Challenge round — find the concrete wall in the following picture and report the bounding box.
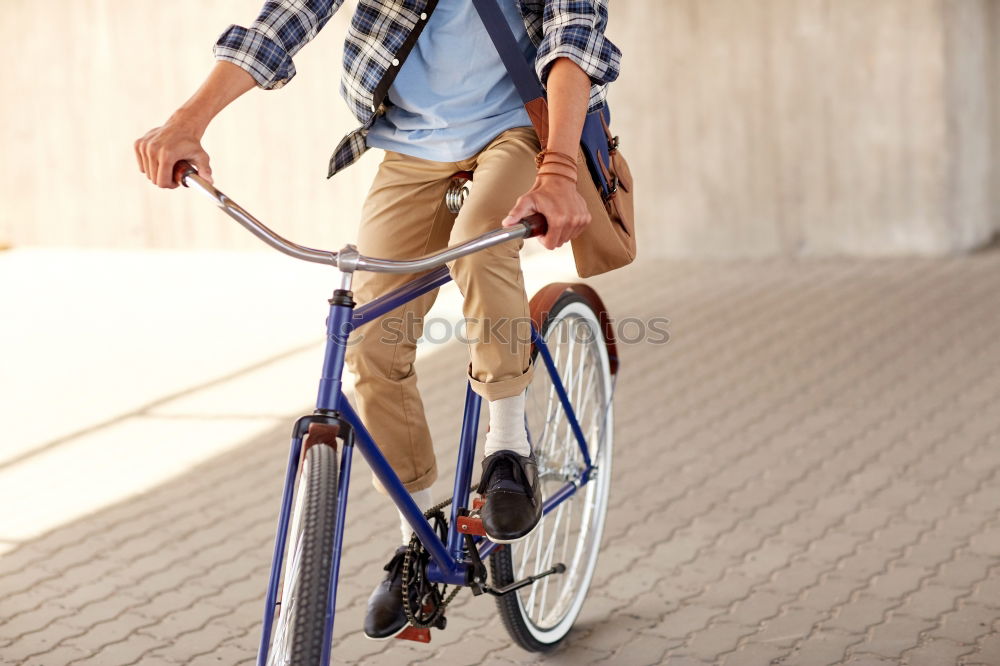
[993,0,1000,238]
[611,0,998,257]
[943,0,995,251]
[0,0,375,252]
[0,0,997,256]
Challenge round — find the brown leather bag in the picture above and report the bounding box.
[569,114,636,278]
[525,97,636,277]
[472,0,637,278]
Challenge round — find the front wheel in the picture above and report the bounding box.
[266,443,339,666]
[491,289,616,651]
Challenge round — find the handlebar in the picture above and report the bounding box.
[173,160,547,274]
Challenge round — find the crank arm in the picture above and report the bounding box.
[484,563,566,597]
[464,533,489,595]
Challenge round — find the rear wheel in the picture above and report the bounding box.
[491,290,615,651]
[267,443,339,666]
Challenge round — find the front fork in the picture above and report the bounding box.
[258,270,358,666]
[256,412,355,666]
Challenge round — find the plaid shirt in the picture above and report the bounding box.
[214,0,621,178]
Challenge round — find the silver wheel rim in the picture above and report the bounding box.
[513,301,614,642]
[267,458,310,666]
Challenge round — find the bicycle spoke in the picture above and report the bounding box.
[525,510,548,615]
[537,500,565,620]
[559,492,574,579]
[516,526,538,580]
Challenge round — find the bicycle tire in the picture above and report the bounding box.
[267,443,339,666]
[491,290,615,651]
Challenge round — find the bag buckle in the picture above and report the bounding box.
[603,175,619,202]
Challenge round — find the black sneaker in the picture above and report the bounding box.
[477,450,543,543]
[363,546,410,640]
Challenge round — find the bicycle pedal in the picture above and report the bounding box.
[472,496,485,510]
[396,626,431,643]
[457,514,486,537]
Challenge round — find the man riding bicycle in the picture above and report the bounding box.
[136,0,620,641]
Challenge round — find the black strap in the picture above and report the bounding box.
[471,0,545,104]
[373,0,442,110]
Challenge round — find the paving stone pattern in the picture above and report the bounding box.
[3,251,1000,665]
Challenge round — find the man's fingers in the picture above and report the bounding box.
[141,143,154,182]
[568,215,590,241]
[539,211,594,248]
[502,195,537,227]
[541,216,570,250]
[154,149,178,189]
[154,151,168,187]
[558,219,585,247]
[558,217,576,247]
[136,132,153,177]
[137,139,148,177]
[134,140,146,173]
[190,153,213,184]
[147,145,160,185]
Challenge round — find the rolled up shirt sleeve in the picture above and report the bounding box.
[534,0,622,90]
[213,0,342,90]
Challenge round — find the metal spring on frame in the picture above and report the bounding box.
[445,174,473,214]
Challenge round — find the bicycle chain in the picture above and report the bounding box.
[400,488,477,630]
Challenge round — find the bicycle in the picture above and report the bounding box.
[173,160,618,664]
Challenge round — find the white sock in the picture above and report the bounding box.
[398,487,434,545]
[484,393,531,458]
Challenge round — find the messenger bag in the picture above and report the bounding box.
[472,0,637,277]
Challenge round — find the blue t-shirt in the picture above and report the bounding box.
[365,0,536,162]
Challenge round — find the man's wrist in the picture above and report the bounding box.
[536,149,578,182]
[170,104,212,138]
[535,171,577,187]
[543,139,579,157]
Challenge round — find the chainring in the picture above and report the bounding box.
[401,508,456,629]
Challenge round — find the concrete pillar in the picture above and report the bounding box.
[609,0,998,257]
[943,0,996,251]
[993,0,1000,238]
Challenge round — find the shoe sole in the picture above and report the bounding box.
[485,516,542,545]
[363,621,409,642]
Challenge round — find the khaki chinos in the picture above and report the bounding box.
[345,125,540,494]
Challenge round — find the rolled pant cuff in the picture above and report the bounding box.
[467,363,535,402]
[372,464,438,495]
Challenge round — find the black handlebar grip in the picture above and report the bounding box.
[173,160,196,187]
[523,213,548,238]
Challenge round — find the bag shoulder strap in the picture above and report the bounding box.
[471,0,550,146]
[471,0,543,102]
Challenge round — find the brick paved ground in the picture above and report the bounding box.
[3,249,1000,665]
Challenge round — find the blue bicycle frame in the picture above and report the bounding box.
[253,266,596,664]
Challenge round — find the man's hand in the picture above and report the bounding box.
[502,173,590,250]
[134,61,256,189]
[504,57,592,250]
[135,113,212,189]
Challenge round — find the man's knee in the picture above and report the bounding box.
[450,238,522,279]
[346,315,422,382]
